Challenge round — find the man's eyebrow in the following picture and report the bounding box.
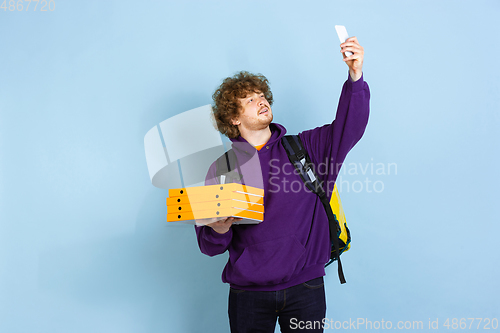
[242,91,263,100]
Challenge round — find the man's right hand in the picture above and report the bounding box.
[207,217,241,234]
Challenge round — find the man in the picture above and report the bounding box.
[195,37,369,332]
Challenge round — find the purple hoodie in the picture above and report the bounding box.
[195,73,370,291]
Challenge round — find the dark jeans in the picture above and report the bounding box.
[228,277,326,333]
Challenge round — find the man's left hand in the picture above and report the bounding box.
[340,36,364,82]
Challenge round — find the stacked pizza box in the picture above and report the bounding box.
[166,183,264,225]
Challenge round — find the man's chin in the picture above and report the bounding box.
[250,115,273,131]
[261,114,273,126]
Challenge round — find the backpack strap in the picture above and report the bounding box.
[215,149,243,184]
[281,135,346,284]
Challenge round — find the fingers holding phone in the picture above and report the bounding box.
[341,36,364,81]
[335,25,364,81]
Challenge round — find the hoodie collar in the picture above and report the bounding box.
[230,123,287,153]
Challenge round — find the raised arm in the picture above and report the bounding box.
[299,36,370,197]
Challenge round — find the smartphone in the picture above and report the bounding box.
[335,25,353,56]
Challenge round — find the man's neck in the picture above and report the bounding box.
[239,126,272,147]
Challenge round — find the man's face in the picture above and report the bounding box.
[234,91,273,133]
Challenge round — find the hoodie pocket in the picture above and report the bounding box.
[228,235,306,286]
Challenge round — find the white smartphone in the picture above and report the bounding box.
[335,25,353,56]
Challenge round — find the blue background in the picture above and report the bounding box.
[1,0,499,332]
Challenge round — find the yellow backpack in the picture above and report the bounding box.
[330,183,351,261]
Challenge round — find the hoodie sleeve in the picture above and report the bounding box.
[194,161,233,257]
[298,72,370,197]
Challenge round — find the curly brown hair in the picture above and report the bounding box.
[212,71,273,138]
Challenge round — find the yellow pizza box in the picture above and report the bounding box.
[168,199,264,214]
[168,183,264,198]
[167,207,263,223]
[167,191,264,205]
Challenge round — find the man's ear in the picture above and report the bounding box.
[231,118,240,126]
